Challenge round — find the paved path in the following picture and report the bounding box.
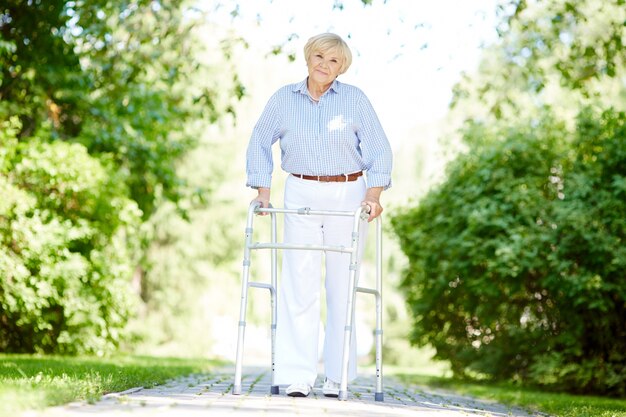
[29,367,547,417]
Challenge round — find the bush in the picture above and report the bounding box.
[391,108,626,396]
[0,127,142,354]
[0,0,240,354]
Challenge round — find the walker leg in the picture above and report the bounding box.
[373,312,384,402]
[374,216,384,402]
[338,390,348,401]
[233,317,246,394]
[233,263,249,395]
[233,209,257,395]
[270,213,278,395]
[338,209,365,401]
[374,216,385,401]
[233,265,250,395]
[338,273,358,401]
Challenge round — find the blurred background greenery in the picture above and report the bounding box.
[1,0,624,398]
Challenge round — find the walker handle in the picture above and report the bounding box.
[249,200,262,214]
[360,204,371,221]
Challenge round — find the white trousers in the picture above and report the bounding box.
[274,174,367,386]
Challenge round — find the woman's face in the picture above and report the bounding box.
[307,48,342,86]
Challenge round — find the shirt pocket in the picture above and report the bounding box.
[327,115,358,150]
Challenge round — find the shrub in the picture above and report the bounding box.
[0,131,142,354]
[391,108,626,396]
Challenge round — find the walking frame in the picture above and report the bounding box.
[232,201,384,402]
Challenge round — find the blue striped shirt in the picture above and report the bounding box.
[246,78,393,189]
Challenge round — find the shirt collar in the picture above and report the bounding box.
[293,78,341,96]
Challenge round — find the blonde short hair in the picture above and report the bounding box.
[303,33,352,75]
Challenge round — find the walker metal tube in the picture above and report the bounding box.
[233,201,260,395]
[338,206,368,401]
[250,242,354,253]
[374,215,384,401]
[256,207,355,217]
[270,209,279,394]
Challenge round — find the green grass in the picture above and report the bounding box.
[0,354,223,416]
[391,370,626,417]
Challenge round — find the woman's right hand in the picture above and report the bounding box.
[252,187,271,215]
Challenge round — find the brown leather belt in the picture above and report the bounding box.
[292,171,363,182]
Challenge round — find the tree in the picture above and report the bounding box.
[392,0,626,395]
[392,108,626,395]
[450,0,626,122]
[0,0,242,353]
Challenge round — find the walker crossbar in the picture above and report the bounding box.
[232,201,384,402]
[250,242,354,253]
[256,207,357,217]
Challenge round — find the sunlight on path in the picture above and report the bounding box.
[29,367,547,417]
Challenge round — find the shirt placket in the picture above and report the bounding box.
[315,98,323,173]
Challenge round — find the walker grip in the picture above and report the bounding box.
[360,204,371,221]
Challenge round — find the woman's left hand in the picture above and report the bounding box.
[362,186,384,222]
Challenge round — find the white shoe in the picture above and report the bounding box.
[322,377,340,397]
[286,382,311,397]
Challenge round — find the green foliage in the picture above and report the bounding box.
[401,0,626,396]
[497,0,626,89]
[68,0,205,217]
[391,108,626,395]
[0,123,142,354]
[451,0,626,122]
[0,0,82,136]
[0,1,242,353]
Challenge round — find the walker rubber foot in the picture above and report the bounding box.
[338,390,348,401]
[233,385,242,395]
[271,385,279,395]
[375,392,384,402]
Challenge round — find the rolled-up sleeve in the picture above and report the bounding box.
[357,93,393,189]
[246,94,281,189]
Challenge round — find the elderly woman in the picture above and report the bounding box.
[246,33,392,397]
